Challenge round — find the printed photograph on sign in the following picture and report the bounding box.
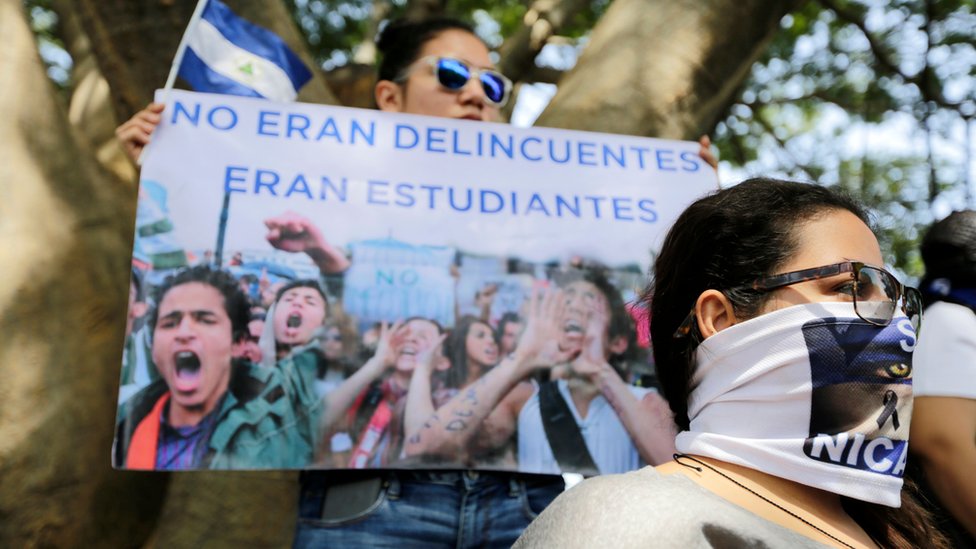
[113,90,717,472]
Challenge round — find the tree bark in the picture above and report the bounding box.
[327,63,378,109]
[535,0,800,138]
[51,0,136,183]
[497,0,591,84]
[148,472,298,547]
[66,2,315,544]
[0,1,166,546]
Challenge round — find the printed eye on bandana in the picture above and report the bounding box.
[801,316,915,478]
[675,301,916,508]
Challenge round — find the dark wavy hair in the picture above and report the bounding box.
[376,16,479,82]
[643,177,947,549]
[495,312,522,348]
[149,265,250,338]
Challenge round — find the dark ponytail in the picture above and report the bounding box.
[842,478,950,549]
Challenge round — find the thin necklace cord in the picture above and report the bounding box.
[672,453,858,549]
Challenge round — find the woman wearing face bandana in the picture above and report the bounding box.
[515,178,947,549]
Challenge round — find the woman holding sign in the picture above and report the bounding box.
[117,15,718,549]
[514,179,945,548]
[293,19,571,547]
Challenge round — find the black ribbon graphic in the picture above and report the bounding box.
[876,389,899,430]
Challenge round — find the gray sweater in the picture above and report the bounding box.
[514,466,832,548]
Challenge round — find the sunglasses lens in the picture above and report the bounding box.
[436,58,470,90]
[854,266,898,325]
[905,287,923,332]
[479,72,507,105]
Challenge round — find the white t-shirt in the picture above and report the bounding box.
[517,379,651,475]
[313,368,346,398]
[913,301,976,398]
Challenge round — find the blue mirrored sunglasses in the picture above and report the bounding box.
[399,56,513,107]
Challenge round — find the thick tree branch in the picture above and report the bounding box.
[353,0,393,65]
[522,65,564,84]
[497,0,590,84]
[537,0,802,139]
[50,0,136,183]
[326,63,377,109]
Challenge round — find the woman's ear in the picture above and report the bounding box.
[375,80,404,112]
[695,290,738,339]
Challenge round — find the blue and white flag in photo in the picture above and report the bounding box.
[177,0,312,102]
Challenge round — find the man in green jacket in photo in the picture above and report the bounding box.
[114,265,321,470]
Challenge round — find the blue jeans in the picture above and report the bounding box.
[293,471,565,548]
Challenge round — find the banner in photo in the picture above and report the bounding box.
[113,90,716,472]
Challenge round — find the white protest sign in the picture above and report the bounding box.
[141,90,717,275]
[343,239,456,326]
[116,89,718,472]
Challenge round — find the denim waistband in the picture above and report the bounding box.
[395,469,564,486]
[300,469,565,491]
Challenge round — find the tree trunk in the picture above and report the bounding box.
[148,472,298,547]
[497,0,591,84]
[67,2,315,545]
[535,0,800,138]
[0,1,166,546]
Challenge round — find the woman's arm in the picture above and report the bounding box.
[585,363,677,465]
[402,334,447,446]
[909,395,976,538]
[318,321,403,434]
[569,292,676,465]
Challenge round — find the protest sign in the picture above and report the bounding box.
[114,90,716,472]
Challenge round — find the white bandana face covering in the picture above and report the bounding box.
[675,301,916,508]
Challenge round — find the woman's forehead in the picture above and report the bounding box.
[783,209,883,271]
[406,318,438,334]
[418,29,493,68]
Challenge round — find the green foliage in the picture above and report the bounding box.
[713,0,975,278]
[284,0,375,68]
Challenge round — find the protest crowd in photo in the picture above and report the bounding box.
[115,207,674,474]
